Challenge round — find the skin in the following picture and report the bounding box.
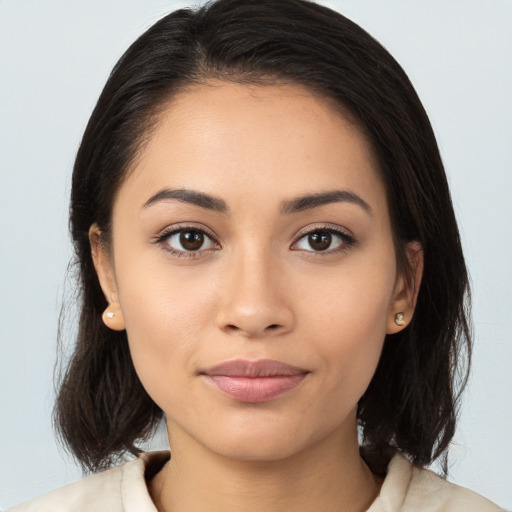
[91,81,422,512]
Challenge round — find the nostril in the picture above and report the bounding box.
[220,322,286,337]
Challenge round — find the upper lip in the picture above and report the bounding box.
[202,359,309,377]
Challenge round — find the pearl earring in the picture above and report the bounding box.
[102,306,125,331]
[394,312,405,326]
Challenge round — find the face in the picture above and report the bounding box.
[92,82,417,462]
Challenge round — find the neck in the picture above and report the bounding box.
[151,420,381,512]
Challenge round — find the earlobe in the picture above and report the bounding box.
[387,241,424,334]
[89,224,126,331]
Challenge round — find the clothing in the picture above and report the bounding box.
[9,451,504,512]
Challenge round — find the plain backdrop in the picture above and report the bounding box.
[1,0,511,509]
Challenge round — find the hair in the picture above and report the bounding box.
[54,0,471,475]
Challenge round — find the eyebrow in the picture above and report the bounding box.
[280,190,372,216]
[142,188,228,213]
[142,187,372,216]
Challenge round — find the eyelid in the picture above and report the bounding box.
[155,222,219,242]
[291,223,356,252]
[153,223,221,257]
[292,223,354,242]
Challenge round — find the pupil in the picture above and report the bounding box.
[180,231,204,250]
[309,232,331,251]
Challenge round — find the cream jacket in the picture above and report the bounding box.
[9,451,505,511]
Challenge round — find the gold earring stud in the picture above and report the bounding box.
[394,312,405,326]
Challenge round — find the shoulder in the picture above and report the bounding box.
[8,451,170,512]
[370,453,506,512]
[8,464,125,512]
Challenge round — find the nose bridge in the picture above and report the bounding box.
[216,240,293,337]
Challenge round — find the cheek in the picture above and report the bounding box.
[114,261,218,406]
[303,258,396,396]
[305,254,395,334]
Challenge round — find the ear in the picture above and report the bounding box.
[386,241,424,334]
[89,223,126,331]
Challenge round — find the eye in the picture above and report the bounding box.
[158,227,217,254]
[293,228,354,252]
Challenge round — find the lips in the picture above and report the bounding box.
[201,359,309,403]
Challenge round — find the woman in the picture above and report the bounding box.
[8,0,506,510]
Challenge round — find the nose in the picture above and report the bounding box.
[215,247,295,339]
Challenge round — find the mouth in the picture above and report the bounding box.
[200,359,310,403]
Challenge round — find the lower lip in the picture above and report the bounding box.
[204,374,308,403]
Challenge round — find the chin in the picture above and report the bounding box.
[197,417,334,464]
[213,437,307,463]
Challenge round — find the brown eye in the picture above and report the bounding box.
[294,228,352,253]
[307,231,332,251]
[164,229,215,253]
[180,230,205,250]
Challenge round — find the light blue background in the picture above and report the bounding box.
[1,0,511,509]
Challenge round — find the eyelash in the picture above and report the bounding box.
[153,224,356,259]
[153,224,219,259]
[292,224,356,256]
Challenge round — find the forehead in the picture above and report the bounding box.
[118,81,386,213]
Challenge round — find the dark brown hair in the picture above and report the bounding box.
[54,0,471,474]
